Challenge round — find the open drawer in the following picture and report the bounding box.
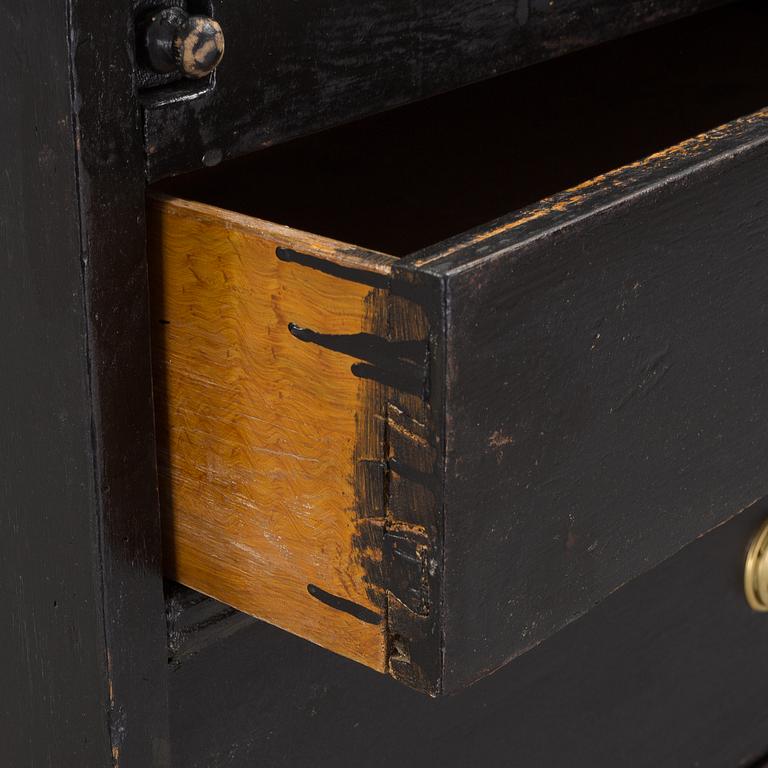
[149,0,768,695]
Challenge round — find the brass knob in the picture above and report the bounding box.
[744,519,768,611]
[143,8,225,80]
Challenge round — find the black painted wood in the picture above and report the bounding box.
[143,0,728,180]
[1,4,114,764]
[1,1,170,765]
[69,0,172,762]
[408,106,768,691]
[168,499,768,767]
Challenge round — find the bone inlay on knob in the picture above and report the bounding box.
[144,8,225,79]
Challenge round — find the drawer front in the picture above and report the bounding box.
[149,1,768,695]
[415,109,768,691]
[141,0,726,180]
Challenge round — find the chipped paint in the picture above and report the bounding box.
[415,108,768,269]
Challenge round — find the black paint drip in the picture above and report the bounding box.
[288,323,427,397]
[277,247,390,289]
[306,583,381,625]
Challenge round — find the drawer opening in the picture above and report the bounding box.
[155,0,768,257]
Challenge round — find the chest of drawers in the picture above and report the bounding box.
[4,0,768,764]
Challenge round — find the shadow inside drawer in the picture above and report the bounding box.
[156,0,768,256]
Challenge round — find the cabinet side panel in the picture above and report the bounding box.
[0,4,113,764]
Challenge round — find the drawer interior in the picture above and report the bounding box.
[156,0,768,256]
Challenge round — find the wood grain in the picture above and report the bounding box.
[148,196,397,670]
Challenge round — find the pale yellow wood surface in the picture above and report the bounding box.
[148,195,397,670]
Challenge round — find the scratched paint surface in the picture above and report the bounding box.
[148,196,396,670]
[414,108,768,271]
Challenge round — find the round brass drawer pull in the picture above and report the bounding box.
[745,519,768,611]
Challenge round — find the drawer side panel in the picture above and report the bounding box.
[149,197,396,670]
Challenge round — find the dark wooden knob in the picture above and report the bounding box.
[144,8,225,80]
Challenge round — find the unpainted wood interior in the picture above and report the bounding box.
[155,0,768,256]
[149,199,394,670]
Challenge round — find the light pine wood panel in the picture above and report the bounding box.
[148,195,397,670]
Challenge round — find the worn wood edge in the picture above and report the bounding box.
[376,272,446,695]
[408,107,768,275]
[148,193,398,270]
